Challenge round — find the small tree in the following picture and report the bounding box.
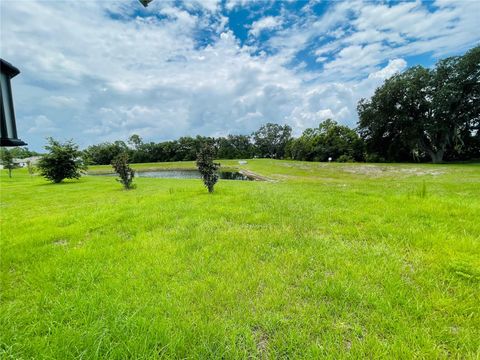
[112,152,135,190]
[37,138,86,183]
[196,144,219,193]
[0,148,16,178]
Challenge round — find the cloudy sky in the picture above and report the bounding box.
[1,0,479,151]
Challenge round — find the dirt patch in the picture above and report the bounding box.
[344,339,352,351]
[239,170,273,182]
[279,162,328,170]
[53,239,68,246]
[342,165,445,177]
[398,168,444,176]
[252,326,269,357]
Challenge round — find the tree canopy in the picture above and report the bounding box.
[37,138,86,183]
[252,123,292,159]
[196,143,219,193]
[5,147,40,159]
[287,119,364,162]
[357,46,480,163]
[82,125,289,164]
[84,141,128,165]
[0,148,16,178]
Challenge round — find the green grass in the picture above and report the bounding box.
[1,159,479,359]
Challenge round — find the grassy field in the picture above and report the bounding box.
[1,159,479,359]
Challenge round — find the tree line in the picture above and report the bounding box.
[82,46,479,165]
[81,121,368,165]
[82,123,294,165]
[3,45,478,166]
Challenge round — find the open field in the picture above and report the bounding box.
[1,160,479,358]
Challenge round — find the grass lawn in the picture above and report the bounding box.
[1,159,479,358]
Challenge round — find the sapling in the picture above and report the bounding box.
[112,152,135,190]
[196,144,219,193]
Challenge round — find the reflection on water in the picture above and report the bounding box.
[136,170,200,179]
[217,171,252,181]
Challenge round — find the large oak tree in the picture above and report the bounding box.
[358,46,480,163]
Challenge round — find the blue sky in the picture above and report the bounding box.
[1,0,479,151]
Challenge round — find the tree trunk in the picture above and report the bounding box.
[8,168,12,178]
[429,149,445,163]
[421,133,448,164]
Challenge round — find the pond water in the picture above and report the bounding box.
[94,170,253,181]
[137,170,253,181]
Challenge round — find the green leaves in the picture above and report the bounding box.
[287,119,364,162]
[112,152,135,190]
[37,138,86,183]
[357,45,480,163]
[0,148,15,178]
[252,123,292,159]
[196,144,219,193]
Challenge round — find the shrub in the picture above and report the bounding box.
[112,152,135,190]
[37,138,86,183]
[196,144,219,193]
[365,153,386,163]
[337,154,355,163]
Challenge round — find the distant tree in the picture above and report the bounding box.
[0,148,16,178]
[196,144,219,193]
[8,147,40,159]
[358,45,480,163]
[37,138,86,183]
[157,140,180,162]
[287,119,364,162]
[83,141,128,165]
[336,154,355,162]
[252,123,292,158]
[174,136,216,161]
[128,134,143,150]
[217,135,254,159]
[286,127,317,161]
[112,152,135,190]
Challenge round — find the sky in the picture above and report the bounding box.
[1,0,479,151]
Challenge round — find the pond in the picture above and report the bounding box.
[94,170,254,181]
[138,170,253,180]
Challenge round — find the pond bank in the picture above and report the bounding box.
[88,168,266,181]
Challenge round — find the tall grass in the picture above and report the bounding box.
[1,160,479,358]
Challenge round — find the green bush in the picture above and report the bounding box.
[37,138,86,183]
[337,154,355,163]
[196,144,219,193]
[112,152,135,190]
[365,153,386,163]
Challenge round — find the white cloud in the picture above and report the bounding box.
[0,0,478,151]
[225,0,270,11]
[184,0,220,13]
[27,115,59,135]
[275,0,479,79]
[46,96,78,108]
[369,59,407,79]
[249,16,283,37]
